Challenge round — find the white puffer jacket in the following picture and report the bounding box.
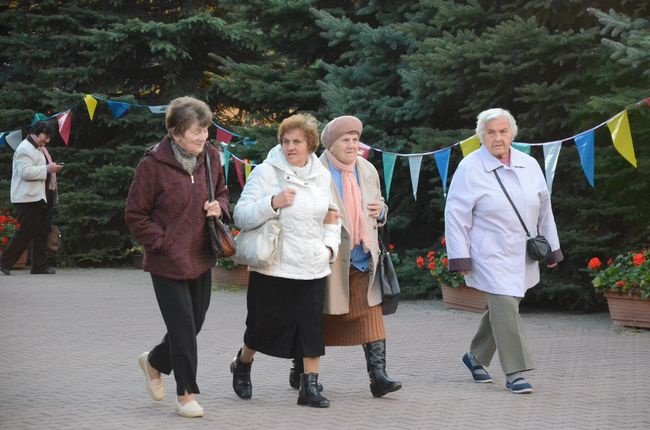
[234,145,341,280]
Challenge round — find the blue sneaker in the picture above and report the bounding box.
[461,353,492,383]
[506,377,533,394]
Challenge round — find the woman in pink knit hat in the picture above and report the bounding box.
[288,115,402,398]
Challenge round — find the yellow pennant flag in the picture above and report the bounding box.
[460,135,480,157]
[244,160,252,180]
[84,95,97,121]
[607,110,637,168]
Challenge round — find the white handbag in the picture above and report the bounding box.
[233,168,286,268]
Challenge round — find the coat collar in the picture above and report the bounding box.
[478,144,526,172]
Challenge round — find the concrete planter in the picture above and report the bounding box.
[212,264,249,288]
[441,284,487,313]
[604,292,650,329]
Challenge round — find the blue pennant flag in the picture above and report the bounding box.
[107,100,131,119]
[574,130,595,188]
[433,148,451,197]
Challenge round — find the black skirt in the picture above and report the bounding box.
[244,271,326,359]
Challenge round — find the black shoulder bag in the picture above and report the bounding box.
[493,170,551,262]
[204,148,236,258]
[377,227,400,315]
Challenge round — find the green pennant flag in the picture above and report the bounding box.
[382,152,397,202]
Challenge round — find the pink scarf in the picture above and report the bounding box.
[325,150,370,251]
[40,146,57,191]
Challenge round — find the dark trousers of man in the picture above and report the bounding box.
[148,270,212,396]
[1,199,51,272]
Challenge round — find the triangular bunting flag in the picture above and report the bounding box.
[147,105,167,114]
[358,142,370,160]
[607,110,637,168]
[407,155,423,201]
[512,142,531,155]
[6,130,22,150]
[216,128,233,144]
[244,160,252,180]
[223,147,231,185]
[574,130,595,188]
[243,137,256,146]
[107,100,131,119]
[0,133,6,149]
[233,157,245,188]
[542,141,562,194]
[84,95,97,120]
[57,111,72,146]
[32,113,47,124]
[382,152,397,202]
[460,135,480,157]
[433,148,451,197]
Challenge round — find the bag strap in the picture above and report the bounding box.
[493,169,533,238]
[377,226,390,254]
[204,146,216,202]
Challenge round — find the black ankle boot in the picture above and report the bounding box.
[290,358,324,391]
[230,349,252,399]
[297,373,329,408]
[363,340,402,397]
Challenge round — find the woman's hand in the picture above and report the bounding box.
[204,200,222,217]
[546,262,558,269]
[324,209,341,225]
[271,189,296,210]
[367,200,383,219]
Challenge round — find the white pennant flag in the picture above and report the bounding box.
[407,155,423,201]
[543,141,562,194]
[6,130,22,150]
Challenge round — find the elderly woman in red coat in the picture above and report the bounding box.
[125,96,229,418]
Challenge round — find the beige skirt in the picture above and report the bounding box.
[323,268,386,346]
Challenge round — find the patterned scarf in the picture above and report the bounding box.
[169,138,198,175]
[325,150,370,251]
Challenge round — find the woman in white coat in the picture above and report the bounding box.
[444,108,563,394]
[230,113,341,408]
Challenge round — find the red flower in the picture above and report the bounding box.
[587,257,602,270]
[416,256,425,268]
[0,216,7,223]
[389,243,395,251]
[615,280,626,287]
[442,257,448,266]
[1,237,8,244]
[632,253,645,267]
[231,229,240,237]
[427,251,435,261]
[440,237,446,246]
[427,261,435,270]
[606,258,613,266]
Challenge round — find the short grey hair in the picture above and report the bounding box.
[475,108,518,144]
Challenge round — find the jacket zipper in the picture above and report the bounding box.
[190,174,194,184]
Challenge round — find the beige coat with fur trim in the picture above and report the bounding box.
[320,154,387,315]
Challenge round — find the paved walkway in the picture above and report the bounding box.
[1,268,649,429]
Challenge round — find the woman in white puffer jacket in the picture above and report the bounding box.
[229,113,341,408]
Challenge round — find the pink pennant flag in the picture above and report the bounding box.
[358,142,370,159]
[57,110,72,145]
[216,129,233,144]
[233,157,245,188]
[645,97,650,108]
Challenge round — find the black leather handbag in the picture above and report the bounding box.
[378,229,400,315]
[204,147,236,258]
[493,170,551,262]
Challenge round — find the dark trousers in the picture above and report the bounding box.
[148,270,212,395]
[1,199,52,271]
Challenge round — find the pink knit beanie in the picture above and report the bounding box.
[320,116,363,149]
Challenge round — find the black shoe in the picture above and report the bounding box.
[0,267,10,276]
[230,349,252,399]
[363,340,402,397]
[290,358,323,391]
[31,267,56,275]
[297,373,329,408]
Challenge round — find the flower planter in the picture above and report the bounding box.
[212,264,249,288]
[131,254,144,269]
[13,250,29,269]
[604,292,650,329]
[441,284,487,313]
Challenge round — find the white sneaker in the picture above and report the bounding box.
[175,399,204,418]
[138,352,164,401]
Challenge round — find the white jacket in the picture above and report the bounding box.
[234,145,341,280]
[445,145,562,297]
[10,139,49,203]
